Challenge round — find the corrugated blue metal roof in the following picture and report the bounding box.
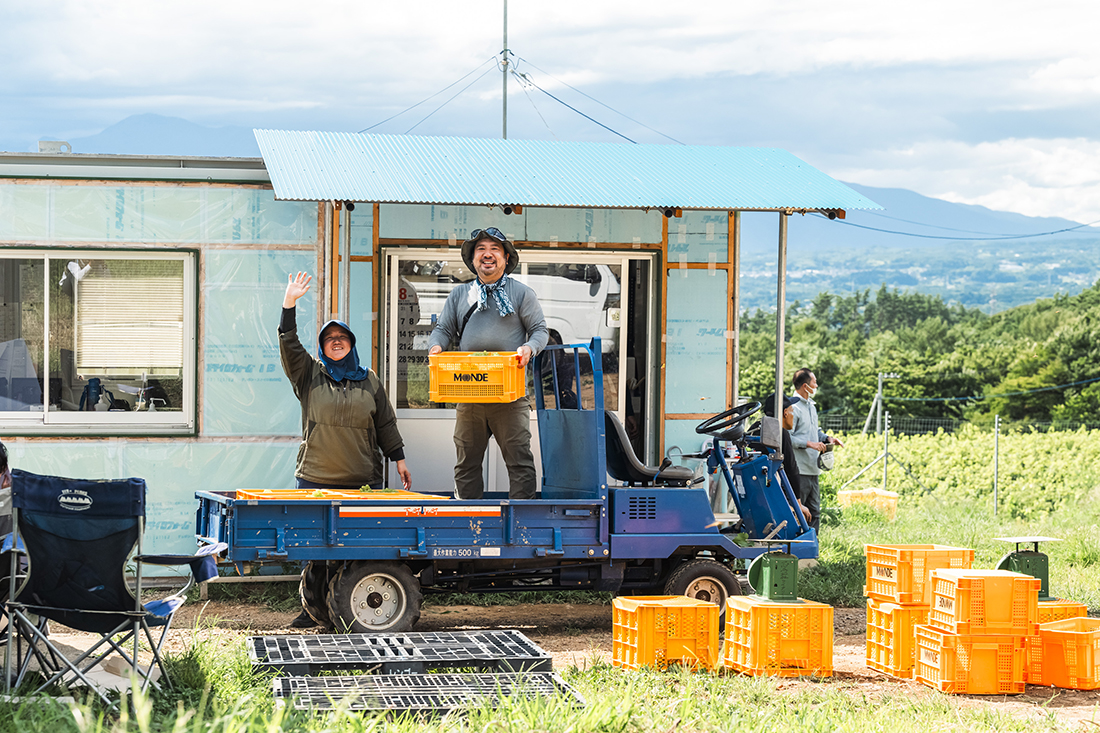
[254,130,879,211]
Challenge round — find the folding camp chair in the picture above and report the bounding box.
[2,469,225,705]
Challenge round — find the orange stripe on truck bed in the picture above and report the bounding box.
[338,506,502,518]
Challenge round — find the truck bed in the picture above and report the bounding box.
[195,490,609,563]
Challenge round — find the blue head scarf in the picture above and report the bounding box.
[317,320,370,382]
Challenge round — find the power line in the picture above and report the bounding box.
[513,71,558,140]
[888,375,1100,403]
[510,70,637,144]
[357,57,497,134]
[812,212,1100,241]
[405,64,498,134]
[516,57,685,145]
[863,210,1033,236]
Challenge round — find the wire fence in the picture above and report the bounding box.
[822,415,1100,435]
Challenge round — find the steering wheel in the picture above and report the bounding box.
[695,401,763,440]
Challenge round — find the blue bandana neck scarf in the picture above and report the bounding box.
[476,275,515,317]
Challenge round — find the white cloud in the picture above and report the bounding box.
[3,0,1100,222]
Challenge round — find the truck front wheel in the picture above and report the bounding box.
[664,559,742,620]
[327,561,422,633]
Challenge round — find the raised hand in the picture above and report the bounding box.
[284,272,312,308]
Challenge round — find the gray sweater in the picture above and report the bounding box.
[428,278,549,355]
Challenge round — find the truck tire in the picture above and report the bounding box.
[327,561,422,633]
[664,559,741,620]
[299,561,332,628]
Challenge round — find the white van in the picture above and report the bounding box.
[409,262,620,351]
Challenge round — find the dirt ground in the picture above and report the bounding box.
[152,601,1100,728]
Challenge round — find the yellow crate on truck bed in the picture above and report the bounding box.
[429,351,525,404]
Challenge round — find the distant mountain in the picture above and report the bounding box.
[68,114,260,158]
[740,182,1093,256]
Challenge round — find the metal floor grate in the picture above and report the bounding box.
[273,671,584,712]
[249,629,553,675]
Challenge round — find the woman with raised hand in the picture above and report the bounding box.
[279,272,411,492]
[279,272,411,628]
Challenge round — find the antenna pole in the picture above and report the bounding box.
[502,0,508,139]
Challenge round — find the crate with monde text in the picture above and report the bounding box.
[864,544,974,606]
[914,625,1027,695]
[723,595,833,677]
[429,351,525,404]
[1027,617,1100,690]
[866,598,929,679]
[612,596,719,671]
[928,569,1040,636]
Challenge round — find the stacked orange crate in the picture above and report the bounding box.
[723,595,833,677]
[914,569,1039,694]
[864,544,974,679]
[1028,617,1100,690]
[612,596,719,670]
[1027,599,1089,682]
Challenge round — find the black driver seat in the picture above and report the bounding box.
[605,411,695,486]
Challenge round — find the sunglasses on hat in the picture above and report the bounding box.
[468,227,507,243]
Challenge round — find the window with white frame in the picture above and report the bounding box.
[0,250,195,433]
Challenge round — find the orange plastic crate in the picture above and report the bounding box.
[722,595,833,677]
[866,598,929,679]
[864,544,974,606]
[429,351,525,403]
[612,596,719,670]
[1038,598,1089,624]
[1028,618,1100,690]
[928,569,1040,636]
[914,625,1026,695]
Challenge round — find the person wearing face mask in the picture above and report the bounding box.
[760,393,813,526]
[428,227,548,500]
[788,369,843,532]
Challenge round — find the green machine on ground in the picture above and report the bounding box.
[746,539,815,602]
[995,535,1061,600]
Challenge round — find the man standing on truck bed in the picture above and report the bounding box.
[428,227,549,499]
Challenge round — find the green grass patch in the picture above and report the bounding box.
[15,653,1086,732]
[800,491,1100,611]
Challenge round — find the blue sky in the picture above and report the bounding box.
[2,0,1098,223]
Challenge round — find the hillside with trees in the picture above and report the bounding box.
[739,279,1100,425]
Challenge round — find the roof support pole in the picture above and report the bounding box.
[329,200,342,319]
[340,205,351,322]
[730,210,741,406]
[774,211,789,418]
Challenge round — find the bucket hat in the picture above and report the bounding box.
[461,227,519,276]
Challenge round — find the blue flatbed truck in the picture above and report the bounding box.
[195,340,817,632]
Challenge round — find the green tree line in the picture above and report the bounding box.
[738,279,1100,424]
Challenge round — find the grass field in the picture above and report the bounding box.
[4,429,1098,731]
